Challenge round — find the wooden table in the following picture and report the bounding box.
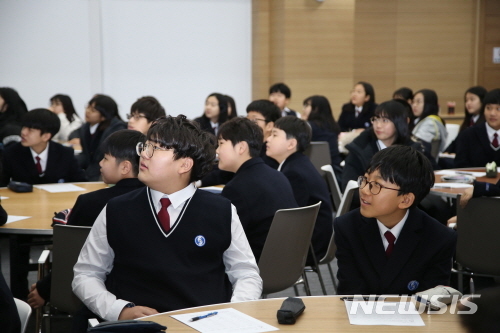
[432,168,500,198]
[0,182,107,235]
[140,296,467,332]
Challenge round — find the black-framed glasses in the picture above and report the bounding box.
[248,117,266,123]
[370,116,392,125]
[127,113,149,121]
[357,176,400,195]
[136,142,169,158]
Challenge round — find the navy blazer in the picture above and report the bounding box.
[0,141,87,186]
[281,152,333,264]
[334,207,457,295]
[454,123,500,168]
[221,158,297,261]
[338,103,377,132]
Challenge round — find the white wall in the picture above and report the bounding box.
[0,0,251,120]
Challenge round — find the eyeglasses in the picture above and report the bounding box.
[136,142,169,158]
[357,176,400,195]
[127,113,149,121]
[249,117,266,123]
[370,116,392,125]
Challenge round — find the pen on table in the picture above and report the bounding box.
[340,296,380,301]
[433,185,453,189]
[455,171,473,175]
[190,311,218,322]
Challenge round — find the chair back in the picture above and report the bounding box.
[456,196,500,275]
[50,225,92,314]
[14,298,32,333]
[336,180,359,217]
[304,142,331,176]
[258,202,321,295]
[445,123,460,148]
[321,164,342,211]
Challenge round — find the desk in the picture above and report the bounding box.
[432,168,500,198]
[141,296,466,332]
[0,182,107,235]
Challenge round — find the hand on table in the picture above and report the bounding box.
[118,306,159,320]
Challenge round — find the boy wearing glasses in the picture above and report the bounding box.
[127,96,166,135]
[334,145,456,295]
[265,116,333,265]
[72,115,262,330]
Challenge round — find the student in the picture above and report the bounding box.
[127,96,166,135]
[411,89,447,160]
[0,108,87,186]
[75,94,127,181]
[454,88,500,168]
[302,95,343,171]
[266,116,333,264]
[49,94,83,142]
[269,83,299,117]
[225,94,238,119]
[72,115,262,329]
[246,99,281,168]
[338,81,377,132]
[0,87,28,148]
[393,87,413,105]
[194,93,228,135]
[217,117,297,261]
[445,86,487,154]
[341,100,424,191]
[28,129,146,309]
[334,145,457,295]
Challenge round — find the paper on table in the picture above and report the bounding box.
[33,184,86,193]
[171,308,279,333]
[435,170,486,177]
[1,196,8,200]
[344,301,425,326]
[433,183,473,189]
[5,215,31,224]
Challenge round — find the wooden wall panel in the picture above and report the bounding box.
[478,0,500,90]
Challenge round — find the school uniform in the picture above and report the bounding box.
[308,122,342,169]
[221,157,298,261]
[260,144,279,169]
[334,207,457,295]
[76,118,127,181]
[454,123,500,168]
[0,141,87,186]
[72,184,261,324]
[338,103,377,132]
[279,152,333,264]
[282,108,299,118]
[194,116,219,135]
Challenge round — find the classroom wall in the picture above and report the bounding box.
[0,0,252,121]
[253,0,482,119]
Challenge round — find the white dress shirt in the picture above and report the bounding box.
[30,142,49,173]
[485,123,500,150]
[72,183,262,321]
[376,210,409,251]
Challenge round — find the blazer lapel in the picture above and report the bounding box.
[381,209,423,290]
[358,215,386,277]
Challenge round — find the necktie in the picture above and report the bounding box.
[493,133,499,149]
[469,118,474,127]
[384,231,396,257]
[35,156,43,175]
[158,198,172,232]
[355,107,361,118]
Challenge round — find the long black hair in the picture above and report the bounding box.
[50,94,79,123]
[303,95,341,134]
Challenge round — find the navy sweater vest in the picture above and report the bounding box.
[105,187,232,312]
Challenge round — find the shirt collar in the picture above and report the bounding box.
[30,142,49,161]
[376,209,409,243]
[376,139,388,150]
[89,123,99,134]
[355,106,363,112]
[485,122,500,140]
[277,158,287,171]
[472,114,480,123]
[150,183,196,210]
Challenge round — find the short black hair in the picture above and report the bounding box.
[147,115,216,182]
[21,108,61,139]
[100,129,146,177]
[88,94,123,132]
[366,145,434,207]
[483,88,500,106]
[393,87,413,101]
[130,96,166,122]
[273,116,312,153]
[246,99,281,123]
[218,117,263,158]
[374,100,410,145]
[269,83,291,99]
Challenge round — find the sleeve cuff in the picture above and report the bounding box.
[107,299,131,321]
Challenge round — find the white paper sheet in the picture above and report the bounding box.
[344,301,425,326]
[5,215,31,224]
[33,184,86,193]
[171,308,279,333]
[433,183,473,189]
[1,196,8,200]
[435,170,486,177]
